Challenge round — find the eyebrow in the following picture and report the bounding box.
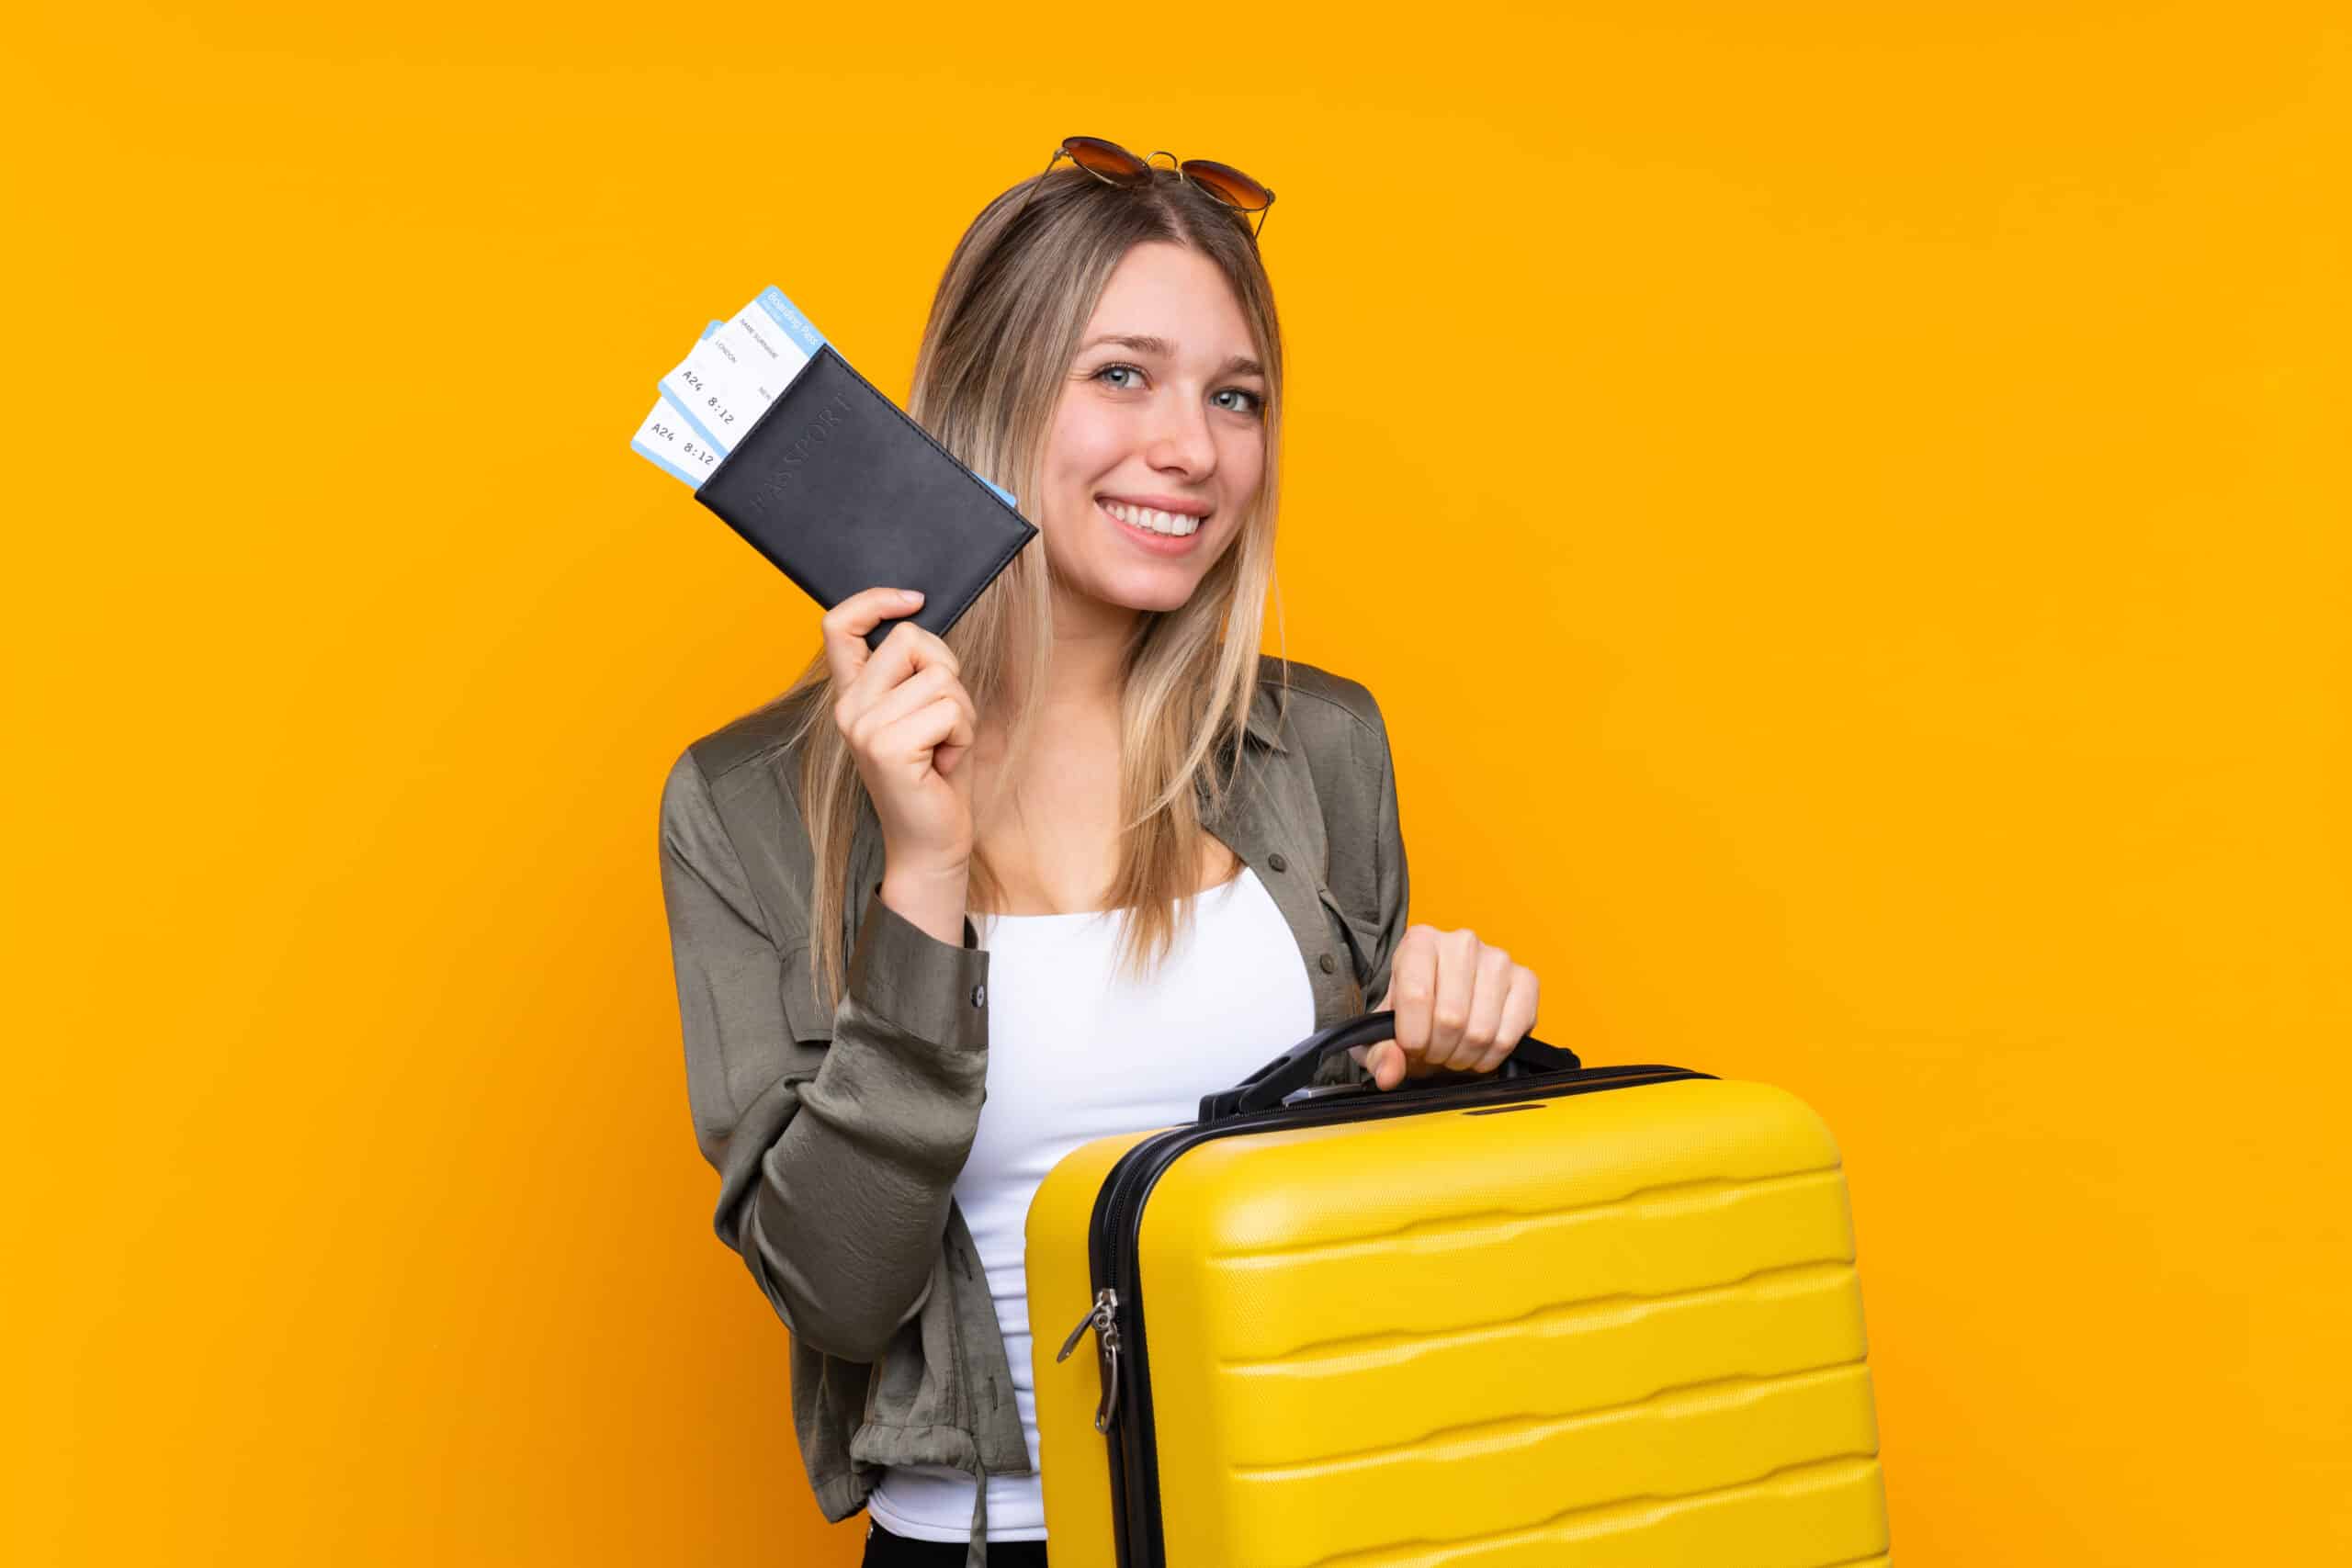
[1080,333,1265,379]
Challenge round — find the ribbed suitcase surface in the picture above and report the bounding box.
[1026,1068,1888,1567]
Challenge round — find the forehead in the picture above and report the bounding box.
[1081,242,1256,364]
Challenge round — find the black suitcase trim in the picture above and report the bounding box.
[1080,1063,1713,1567]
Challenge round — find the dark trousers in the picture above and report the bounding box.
[860,1517,1048,1566]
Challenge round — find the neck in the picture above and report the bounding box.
[1022,582,1145,719]
[969,591,1137,788]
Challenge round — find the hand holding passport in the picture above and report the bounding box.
[629,286,1036,650]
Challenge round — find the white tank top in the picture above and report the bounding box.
[864,863,1317,1541]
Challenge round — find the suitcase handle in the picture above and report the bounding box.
[1197,1011,1582,1122]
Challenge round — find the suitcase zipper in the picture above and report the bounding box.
[1067,1062,1708,1567]
[1053,1286,1122,1432]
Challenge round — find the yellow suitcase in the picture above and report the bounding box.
[1025,1013,1889,1567]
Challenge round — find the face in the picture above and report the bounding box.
[1035,241,1269,627]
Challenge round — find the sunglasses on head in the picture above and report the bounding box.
[1014,135,1276,241]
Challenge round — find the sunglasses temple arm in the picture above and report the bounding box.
[1012,148,1066,229]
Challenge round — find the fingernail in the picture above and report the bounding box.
[898,589,923,603]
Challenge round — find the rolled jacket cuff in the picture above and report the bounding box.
[846,882,989,1054]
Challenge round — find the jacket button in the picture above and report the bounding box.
[970,984,987,1009]
[1318,953,1337,974]
[1267,853,1287,874]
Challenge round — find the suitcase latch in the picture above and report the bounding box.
[1055,1287,1122,1432]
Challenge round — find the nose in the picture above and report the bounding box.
[1142,390,1216,480]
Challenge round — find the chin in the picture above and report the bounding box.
[1110,572,1211,615]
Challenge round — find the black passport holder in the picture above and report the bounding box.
[693,344,1037,651]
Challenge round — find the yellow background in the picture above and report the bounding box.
[6,4,2346,1562]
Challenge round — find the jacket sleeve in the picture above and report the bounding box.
[1359,688,1412,1011]
[658,747,990,1364]
[1311,687,1412,1090]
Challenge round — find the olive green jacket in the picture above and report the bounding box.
[655,656,1412,1566]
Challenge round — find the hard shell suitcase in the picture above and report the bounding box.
[1024,1012,1889,1567]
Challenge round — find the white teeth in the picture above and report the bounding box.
[1102,500,1201,537]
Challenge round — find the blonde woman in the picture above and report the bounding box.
[657,138,1544,1568]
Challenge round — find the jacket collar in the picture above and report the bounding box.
[1242,669,1292,756]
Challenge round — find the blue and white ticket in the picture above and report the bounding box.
[657,286,831,455]
[629,321,729,486]
[630,285,1016,508]
[717,286,825,393]
[628,396,726,488]
[656,335,764,452]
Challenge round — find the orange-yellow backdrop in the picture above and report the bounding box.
[6,3,2346,1562]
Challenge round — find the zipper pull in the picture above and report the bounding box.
[1055,1287,1118,1362]
[1054,1287,1123,1433]
[1093,1318,1122,1433]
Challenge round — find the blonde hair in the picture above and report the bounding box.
[762,164,1291,1014]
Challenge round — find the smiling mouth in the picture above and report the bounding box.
[1096,497,1209,537]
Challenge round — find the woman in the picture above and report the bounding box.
[657,141,1544,1568]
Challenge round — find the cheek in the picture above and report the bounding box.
[1045,402,1127,490]
[1220,425,1268,502]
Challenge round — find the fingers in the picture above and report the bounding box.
[1347,1040,1403,1094]
[820,587,918,692]
[1371,926,1438,1091]
[825,591,978,807]
[1484,966,1541,1074]
[849,620,960,709]
[853,660,969,746]
[830,616,967,762]
[821,588,955,698]
[1426,929,1483,1071]
[876,691,977,771]
[1369,927,1543,1089]
[1384,925,1437,1061]
[1450,944,1514,1073]
[877,703,976,805]
[865,691,973,780]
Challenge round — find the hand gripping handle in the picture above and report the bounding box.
[1198,1010,1580,1122]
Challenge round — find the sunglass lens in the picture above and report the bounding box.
[1180,159,1271,211]
[1066,137,1149,184]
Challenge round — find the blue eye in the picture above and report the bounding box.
[1092,362,1264,416]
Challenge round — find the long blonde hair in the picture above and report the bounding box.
[761,163,1290,1014]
